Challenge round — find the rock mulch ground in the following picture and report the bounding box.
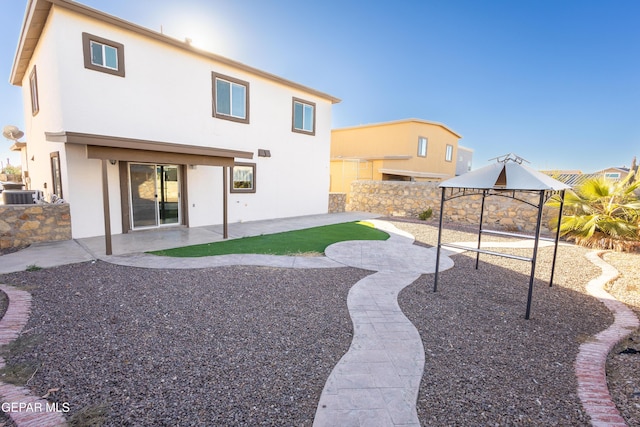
[390,219,640,426]
[0,264,368,426]
[0,219,638,426]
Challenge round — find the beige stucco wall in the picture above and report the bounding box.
[330,119,461,200]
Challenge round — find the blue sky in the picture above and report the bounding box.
[1,0,639,172]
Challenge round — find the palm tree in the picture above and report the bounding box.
[550,171,640,251]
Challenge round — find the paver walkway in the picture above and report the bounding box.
[312,220,454,426]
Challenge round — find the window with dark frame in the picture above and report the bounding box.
[50,152,63,198]
[29,66,39,116]
[292,97,315,135]
[82,32,125,77]
[418,137,427,157]
[212,72,250,124]
[230,163,256,193]
[445,144,453,162]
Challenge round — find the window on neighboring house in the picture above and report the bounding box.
[50,152,63,198]
[230,163,256,193]
[29,66,39,116]
[604,172,621,180]
[445,145,453,162]
[417,137,427,157]
[212,73,250,123]
[292,97,315,135]
[82,32,125,77]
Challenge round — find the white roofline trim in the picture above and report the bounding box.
[10,0,341,104]
[332,118,462,139]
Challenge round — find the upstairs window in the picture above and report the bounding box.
[29,66,39,116]
[445,144,453,162]
[82,33,125,77]
[91,41,118,70]
[417,137,427,157]
[212,73,250,124]
[292,97,315,135]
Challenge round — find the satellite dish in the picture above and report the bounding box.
[2,125,24,141]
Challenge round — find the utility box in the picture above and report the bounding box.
[3,190,37,204]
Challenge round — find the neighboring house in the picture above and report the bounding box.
[597,167,630,181]
[455,145,474,176]
[330,118,465,197]
[10,0,339,248]
[543,166,635,188]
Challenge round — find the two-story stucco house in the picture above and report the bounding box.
[10,0,339,252]
[330,119,470,200]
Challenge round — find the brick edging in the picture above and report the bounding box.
[0,285,68,427]
[575,251,640,427]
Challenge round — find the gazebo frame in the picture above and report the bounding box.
[433,155,567,319]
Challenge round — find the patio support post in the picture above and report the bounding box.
[475,190,487,269]
[549,189,565,287]
[223,166,228,239]
[525,190,546,320]
[101,159,112,256]
[433,187,446,292]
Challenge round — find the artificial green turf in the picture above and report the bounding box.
[149,221,389,257]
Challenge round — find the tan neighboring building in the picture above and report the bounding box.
[330,118,466,198]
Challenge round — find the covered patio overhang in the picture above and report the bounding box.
[433,153,571,319]
[378,168,449,181]
[46,131,254,255]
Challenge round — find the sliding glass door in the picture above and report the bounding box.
[129,163,180,229]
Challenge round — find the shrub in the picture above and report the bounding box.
[418,208,433,221]
[550,172,640,252]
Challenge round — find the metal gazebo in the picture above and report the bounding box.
[433,154,570,319]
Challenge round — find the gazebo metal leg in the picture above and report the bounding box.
[549,190,565,287]
[433,188,446,292]
[475,190,486,269]
[525,191,545,320]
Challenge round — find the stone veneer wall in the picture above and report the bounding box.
[0,204,72,249]
[348,181,561,234]
[328,193,347,213]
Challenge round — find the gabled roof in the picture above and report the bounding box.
[597,167,630,174]
[332,118,462,139]
[439,153,570,191]
[10,0,340,104]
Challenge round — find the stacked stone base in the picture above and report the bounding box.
[0,205,71,249]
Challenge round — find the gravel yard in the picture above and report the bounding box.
[0,219,638,426]
[0,264,368,426]
[390,219,640,426]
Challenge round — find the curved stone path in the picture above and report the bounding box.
[313,221,454,426]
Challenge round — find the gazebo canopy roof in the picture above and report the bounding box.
[440,153,570,191]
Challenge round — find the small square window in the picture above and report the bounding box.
[418,137,427,157]
[230,163,256,193]
[445,145,453,162]
[292,97,316,135]
[29,66,39,116]
[213,73,250,124]
[82,32,125,77]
